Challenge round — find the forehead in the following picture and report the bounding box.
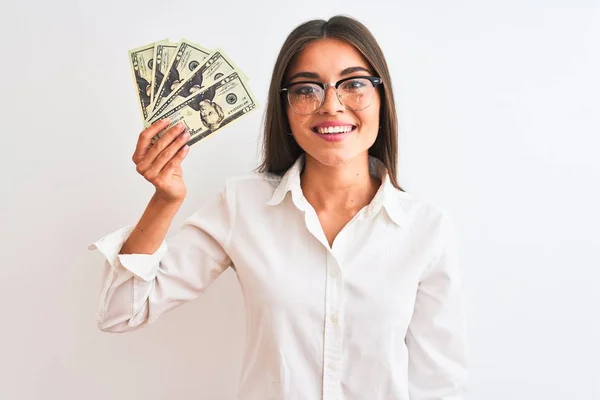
[287,38,371,76]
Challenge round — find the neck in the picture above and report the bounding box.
[300,153,380,212]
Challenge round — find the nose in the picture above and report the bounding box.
[318,85,345,115]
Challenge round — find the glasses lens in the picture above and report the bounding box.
[287,83,323,115]
[338,78,374,111]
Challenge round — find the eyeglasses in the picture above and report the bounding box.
[280,76,383,115]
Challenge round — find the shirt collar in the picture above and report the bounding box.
[266,154,405,227]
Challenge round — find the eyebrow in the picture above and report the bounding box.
[287,66,373,82]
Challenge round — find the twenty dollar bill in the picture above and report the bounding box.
[147,49,244,121]
[128,40,166,120]
[150,41,178,106]
[148,72,258,146]
[150,39,211,116]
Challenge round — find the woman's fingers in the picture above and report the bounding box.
[132,118,170,163]
[156,144,189,186]
[143,129,191,180]
[134,122,186,175]
[128,119,190,203]
[144,122,187,164]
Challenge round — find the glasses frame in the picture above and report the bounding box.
[279,75,383,115]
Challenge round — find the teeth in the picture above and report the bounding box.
[316,125,354,134]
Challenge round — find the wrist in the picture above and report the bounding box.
[151,191,185,209]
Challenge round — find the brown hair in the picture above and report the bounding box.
[257,15,404,191]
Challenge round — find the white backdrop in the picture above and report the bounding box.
[1,0,599,399]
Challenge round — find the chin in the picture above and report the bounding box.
[293,125,378,167]
[305,149,365,168]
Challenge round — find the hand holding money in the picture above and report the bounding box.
[132,119,190,204]
[128,38,258,149]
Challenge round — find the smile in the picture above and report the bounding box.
[312,125,356,134]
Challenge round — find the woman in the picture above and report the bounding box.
[89,15,469,400]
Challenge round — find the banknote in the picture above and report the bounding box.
[128,40,167,120]
[148,72,258,146]
[146,49,244,121]
[150,39,211,115]
[150,41,178,106]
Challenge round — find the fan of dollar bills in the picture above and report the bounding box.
[128,38,258,147]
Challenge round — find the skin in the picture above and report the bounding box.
[133,119,189,203]
[123,120,190,256]
[285,38,382,247]
[127,38,385,252]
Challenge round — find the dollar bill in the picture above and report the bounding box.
[128,40,167,120]
[150,41,178,107]
[148,72,258,146]
[147,49,245,121]
[150,39,211,116]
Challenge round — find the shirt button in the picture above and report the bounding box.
[330,270,338,278]
[331,315,338,324]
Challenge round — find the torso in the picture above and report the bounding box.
[316,208,362,247]
[221,170,450,400]
[309,177,381,247]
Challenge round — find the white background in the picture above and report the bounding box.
[1,0,598,399]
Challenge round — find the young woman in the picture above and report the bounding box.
[90,15,470,400]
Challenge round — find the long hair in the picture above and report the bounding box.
[257,15,404,191]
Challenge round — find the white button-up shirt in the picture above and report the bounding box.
[89,155,469,400]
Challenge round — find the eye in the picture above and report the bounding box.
[341,79,367,91]
[291,84,321,96]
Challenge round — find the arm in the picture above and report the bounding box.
[88,186,234,333]
[406,212,470,399]
[120,192,183,256]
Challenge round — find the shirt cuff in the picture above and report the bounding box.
[88,224,168,282]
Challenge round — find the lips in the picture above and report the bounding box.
[311,123,357,134]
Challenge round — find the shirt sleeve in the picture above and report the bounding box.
[87,187,234,333]
[405,212,470,399]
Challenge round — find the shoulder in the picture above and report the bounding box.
[185,172,283,229]
[392,189,457,239]
[404,191,451,218]
[223,171,282,191]
[218,171,283,205]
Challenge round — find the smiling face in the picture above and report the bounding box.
[284,38,381,168]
